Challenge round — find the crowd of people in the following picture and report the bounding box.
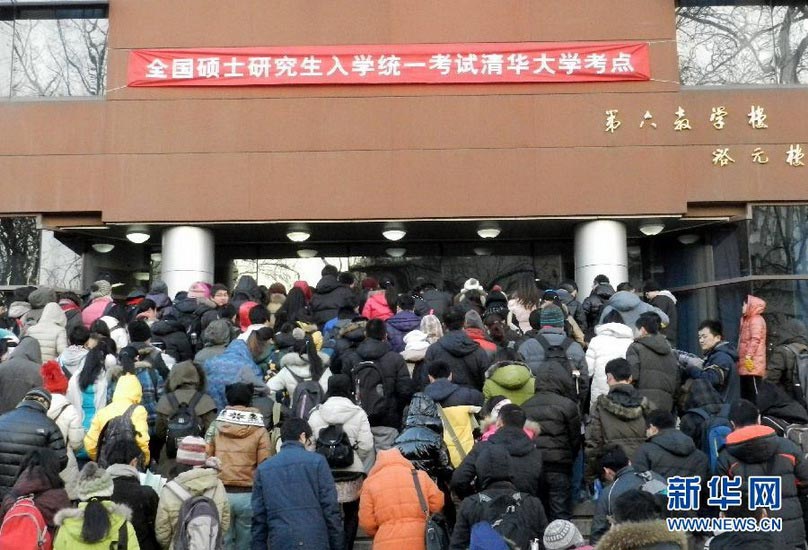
[0,266,805,550]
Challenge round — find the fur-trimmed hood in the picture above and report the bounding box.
[599,384,650,420]
[596,519,687,550]
[54,501,132,526]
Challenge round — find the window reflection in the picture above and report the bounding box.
[751,205,808,275]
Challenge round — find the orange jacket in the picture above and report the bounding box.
[738,295,767,377]
[359,448,444,550]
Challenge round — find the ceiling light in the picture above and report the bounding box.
[386,247,406,258]
[382,224,406,241]
[297,249,318,258]
[133,272,150,281]
[126,225,150,244]
[677,233,700,245]
[91,243,114,254]
[150,253,162,262]
[473,247,492,256]
[286,226,311,242]
[639,219,665,236]
[477,223,501,239]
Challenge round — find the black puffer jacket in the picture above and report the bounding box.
[309,275,358,327]
[151,318,193,362]
[423,378,484,408]
[521,363,581,470]
[626,334,680,412]
[632,428,709,480]
[425,330,490,390]
[717,425,808,548]
[108,463,160,550]
[394,393,452,482]
[451,426,542,499]
[0,401,67,498]
[329,321,366,375]
[765,319,808,404]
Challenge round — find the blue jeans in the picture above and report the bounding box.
[225,491,252,550]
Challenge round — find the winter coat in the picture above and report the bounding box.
[340,338,414,429]
[595,519,687,550]
[507,298,536,334]
[386,311,422,353]
[0,400,68,498]
[54,502,139,550]
[108,463,160,550]
[582,283,616,336]
[231,275,261,309]
[632,428,709,480]
[558,289,586,331]
[84,373,151,463]
[0,336,43,414]
[522,363,581,469]
[626,334,680,412]
[717,424,808,548]
[81,296,114,329]
[451,425,542,499]
[362,291,394,321]
[650,290,678,347]
[765,318,808,399]
[0,465,71,529]
[585,384,650,480]
[310,275,358,326]
[47,393,84,500]
[252,441,343,550]
[204,339,263,411]
[464,327,497,353]
[58,345,89,378]
[107,361,164,436]
[707,531,779,550]
[586,322,634,413]
[401,329,430,385]
[423,378,484,408]
[308,396,374,476]
[359,448,444,550]
[482,361,535,405]
[205,406,269,487]
[267,293,285,329]
[690,340,740,403]
[425,330,490,390]
[97,315,130,352]
[738,295,767,377]
[394,393,452,481]
[66,360,110,460]
[438,405,479,468]
[599,290,670,329]
[192,318,231,369]
[268,350,332,397]
[151,319,193,362]
[518,328,589,402]
[155,467,231,550]
[421,289,453,319]
[450,480,548,550]
[26,302,67,362]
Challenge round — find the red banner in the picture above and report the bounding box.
[127,42,650,87]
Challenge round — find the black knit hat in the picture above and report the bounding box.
[127,320,152,343]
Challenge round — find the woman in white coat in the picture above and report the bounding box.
[268,330,332,402]
[308,374,374,550]
[585,309,635,414]
[27,302,67,362]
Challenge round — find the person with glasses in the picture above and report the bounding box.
[683,320,740,404]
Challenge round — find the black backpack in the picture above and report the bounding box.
[470,492,527,549]
[535,335,575,373]
[787,344,808,407]
[289,371,324,420]
[166,392,205,459]
[98,404,139,467]
[315,424,355,470]
[353,360,392,423]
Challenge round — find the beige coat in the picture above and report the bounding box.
[47,393,84,500]
[27,302,67,362]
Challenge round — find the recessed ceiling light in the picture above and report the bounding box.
[91,243,114,254]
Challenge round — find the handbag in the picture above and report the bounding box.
[411,469,450,550]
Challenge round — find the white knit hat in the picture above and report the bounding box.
[543,520,584,550]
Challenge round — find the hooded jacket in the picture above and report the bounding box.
[586,322,634,413]
[632,428,709,480]
[205,405,269,487]
[151,318,193,362]
[394,393,452,481]
[107,357,164,435]
[58,345,89,378]
[47,392,84,500]
[518,327,589,403]
[155,467,231,549]
[0,464,71,529]
[649,290,678,347]
[599,291,670,329]
[696,340,740,403]
[310,275,358,327]
[765,318,808,398]
[717,424,808,548]
[20,287,57,330]
[231,275,261,309]
[595,519,687,550]
[84,373,151,463]
[582,283,616,337]
[362,291,394,321]
[626,333,680,412]
[26,302,67,362]
[425,330,490,390]
[0,336,43,414]
[482,361,535,405]
[423,378,484,408]
[738,295,767,377]
[359,448,444,550]
[586,384,650,479]
[308,396,374,476]
[521,363,581,469]
[54,502,139,550]
[204,339,263,411]
[330,320,366,374]
[268,349,332,397]
[192,318,231,369]
[108,463,160,550]
[386,311,422,353]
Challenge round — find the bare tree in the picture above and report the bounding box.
[0,217,40,285]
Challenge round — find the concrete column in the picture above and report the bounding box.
[574,220,628,297]
[161,226,214,298]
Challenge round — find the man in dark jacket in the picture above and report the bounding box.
[450,445,548,550]
[521,363,581,521]
[558,281,586,333]
[0,336,43,414]
[330,319,366,375]
[683,319,741,404]
[310,266,358,328]
[596,489,687,550]
[252,418,344,550]
[632,409,709,481]
[425,306,492,391]
[451,404,542,499]
[385,294,421,353]
[420,282,453,319]
[643,280,678,347]
[423,360,483,408]
[107,438,160,550]
[151,315,193,362]
[0,389,68,498]
[765,318,808,406]
[581,274,615,340]
[717,399,808,549]
[626,312,680,412]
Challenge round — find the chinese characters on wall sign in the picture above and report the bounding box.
[604,105,804,167]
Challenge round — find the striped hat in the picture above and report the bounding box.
[176,436,207,467]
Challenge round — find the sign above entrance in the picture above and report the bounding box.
[127,42,650,87]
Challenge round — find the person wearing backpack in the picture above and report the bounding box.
[155,361,218,475]
[717,399,808,549]
[450,445,547,550]
[581,274,615,341]
[626,312,680,413]
[204,382,269,550]
[80,280,118,330]
[205,327,272,412]
[766,318,808,407]
[596,489,687,550]
[308,374,374,550]
[268,331,332,417]
[423,307,490,391]
[53,462,139,550]
[106,439,160,550]
[155,437,231,550]
[192,320,232,371]
[84,373,151,466]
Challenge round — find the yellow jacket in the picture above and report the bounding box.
[84,373,151,463]
[440,405,478,468]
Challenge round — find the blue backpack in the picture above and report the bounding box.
[687,404,732,474]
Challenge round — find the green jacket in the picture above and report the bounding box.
[54,501,140,550]
[482,362,535,405]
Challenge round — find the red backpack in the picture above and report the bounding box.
[0,495,52,550]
